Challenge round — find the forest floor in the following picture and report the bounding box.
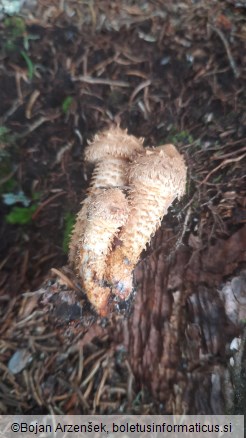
[0,0,246,414]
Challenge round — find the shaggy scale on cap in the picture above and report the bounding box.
[106,146,187,300]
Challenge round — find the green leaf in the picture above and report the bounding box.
[20,50,34,80]
[166,128,194,145]
[0,125,16,146]
[0,177,17,193]
[62,212,76,253]
[62,96,73,114]
[5,205,38,225]
[0,125,10,139]
[31,191,41,201]
[4,17,26,38]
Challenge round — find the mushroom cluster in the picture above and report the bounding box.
[69,126,187,315]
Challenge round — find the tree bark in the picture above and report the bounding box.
[113,225,246,414]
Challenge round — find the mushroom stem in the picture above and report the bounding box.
[75,188,129,315]
[90,157,129,189]
[106,146,187,300]
[84,126,144,191]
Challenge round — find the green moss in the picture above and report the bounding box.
[1,177,17,193]
[20,50,34,80]
[3,16,26,52]
[166,127,194,145]
[0,126,17,147]
[4,16,26,38]
[5,204,38,225]
[0,127,19,194]
[62,212,76,253]
[62,96,74,114]
[2,15,39,54]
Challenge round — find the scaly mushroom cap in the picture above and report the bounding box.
[129,148,187,199]
[106,147,187,300]
[84,126,144,163]
[147,143,182,159]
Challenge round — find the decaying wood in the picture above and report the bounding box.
[1,224,246,414]
[114,225,246,414]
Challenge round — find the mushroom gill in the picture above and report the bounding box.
[105,145,187,300]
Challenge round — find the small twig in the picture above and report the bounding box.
[32,191,66,220]
[209,24,240,78]
[164,206,193,264]
[50,268,78,291]
[15,71,24,101]
[72,75,130,87]
[94,363,109,408]
[213,145,246,160]
[201,153,246,184]
[17,114,60,139]
[179,206,192,244]
[74,129,83,145]
[81,359,101,388]
[55,142,73,164]
[0,99,23,124]
[25,90,40,119]
[88,55,119,76]
[0,168,17,186]
[125,69,148,79]
[129,79,151,104]
[137,100,149,120]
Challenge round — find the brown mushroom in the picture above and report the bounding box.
[106,146,187,300]
[68,126,143,266]
[148,143,183,158]
[75,188,129,315]
[84,125,144,189]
